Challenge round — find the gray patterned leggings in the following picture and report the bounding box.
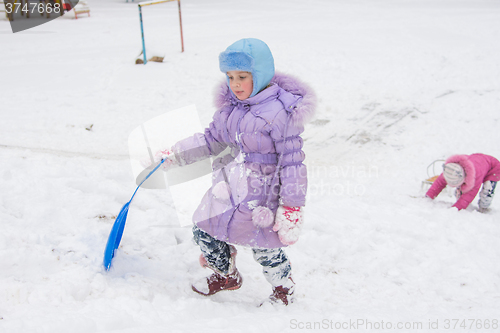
[479,181,497,209]
[192,225,293,287]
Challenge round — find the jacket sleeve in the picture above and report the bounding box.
[271,110,307,207]
[173,108,229,166]
[425,174,447,199]
[452,178,482,210]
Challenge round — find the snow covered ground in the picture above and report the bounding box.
[1,0,500,332]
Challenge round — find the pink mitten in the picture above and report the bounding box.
[141,148,178,171]
[273,206,303,245]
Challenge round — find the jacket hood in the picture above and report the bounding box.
[214,71,317,127]
[445,154,476,193]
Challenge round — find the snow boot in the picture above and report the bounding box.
[192,245,243,296]
[269,285,295,305]
[262,277,295,306]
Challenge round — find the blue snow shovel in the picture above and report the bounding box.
[103,158,166,271]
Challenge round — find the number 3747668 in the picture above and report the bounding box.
[5,2,61,15]
[444,319,498,330]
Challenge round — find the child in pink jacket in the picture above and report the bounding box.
[426,153,500,212]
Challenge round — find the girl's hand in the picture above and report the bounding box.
[141,148,178,171]
[154,148,179,171]
[273,206,303,245]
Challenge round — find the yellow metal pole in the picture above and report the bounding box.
[138,0,175,8]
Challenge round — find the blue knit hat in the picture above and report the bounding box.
[219,38,275,98]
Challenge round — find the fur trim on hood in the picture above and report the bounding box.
[445,154,476,193]
[213,71,317,127]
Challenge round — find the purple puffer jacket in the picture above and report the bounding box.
[172,72,316,248]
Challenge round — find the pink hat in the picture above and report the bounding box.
[443,163,465,187]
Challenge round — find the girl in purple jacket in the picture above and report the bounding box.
[426,154,500,212]
[153,38,316,305]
